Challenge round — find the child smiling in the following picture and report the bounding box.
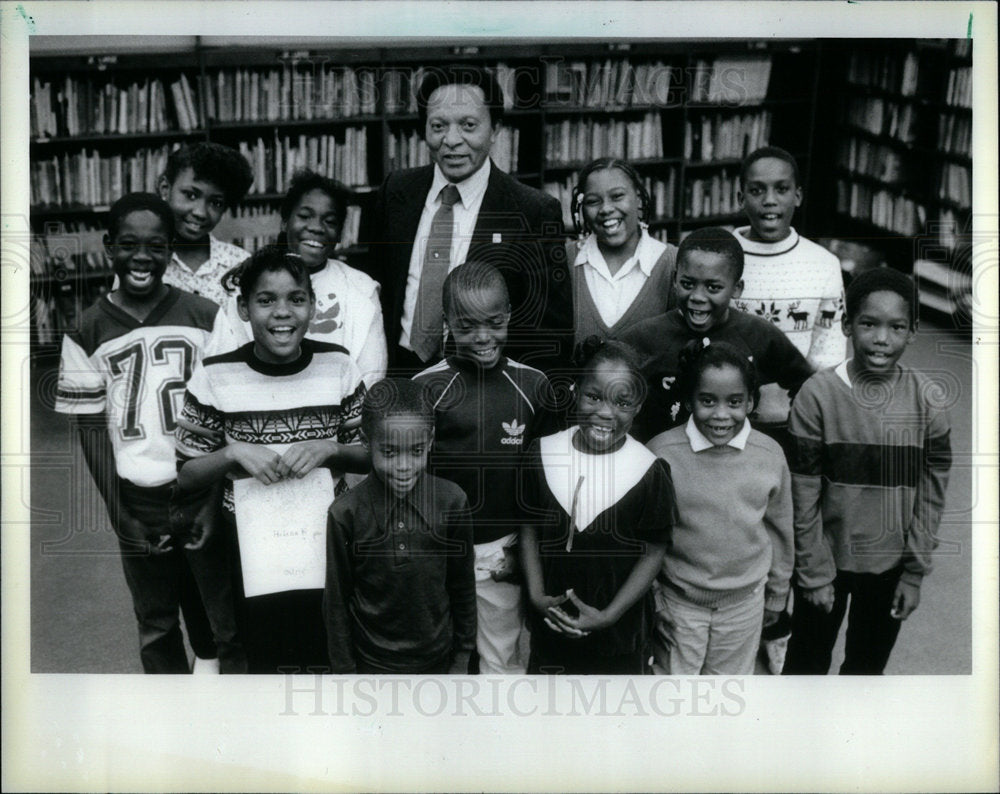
[621,227,812,442]
[784,269,951,675]
[647,341,794,675]
[176,246,368,673]
[570,157,678,348]
[519,338,675,674]
[414,261,559,673]
[209,170,387,387]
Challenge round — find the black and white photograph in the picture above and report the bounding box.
[2,1,997,791]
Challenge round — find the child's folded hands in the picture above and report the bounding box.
[226,441,283,484]
[275,440,338,480]
[544,589,610,637]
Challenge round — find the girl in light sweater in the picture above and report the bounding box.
[646,340,793,675]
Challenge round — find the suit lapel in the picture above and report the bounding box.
[388,167,434,249]
[384,167,434,326]
[470,163,511,257]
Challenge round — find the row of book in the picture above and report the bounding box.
[839,137,906,183]
[204,66,379,123]
[386,127,519,174]
[28,220,105,276]
[938,112,971,157]
[847,50,920,96]
[543,59,682,108]
[936,163,971,208]
[544,113,664,165]
[684,169,742,220]
[934,207,966,251]
[237,129,370,193]
[382,63,518,115]
[30,146,172,208]
[689,56,772,104]
[683,110,771,162]
[31,74,200,138]
[945,66,972,108]
[33,278,113,345]
[836,179,927,236]
[844,96,918,144]
[544,169,677,229]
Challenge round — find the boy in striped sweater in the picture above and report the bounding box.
[784,268,951,675]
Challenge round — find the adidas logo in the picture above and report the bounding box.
[500,418,525,445]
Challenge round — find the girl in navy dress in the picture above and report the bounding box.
[519,337,676,674]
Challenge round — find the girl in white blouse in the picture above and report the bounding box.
[569,157,678,352]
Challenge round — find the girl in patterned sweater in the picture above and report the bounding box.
[176,246,368,673]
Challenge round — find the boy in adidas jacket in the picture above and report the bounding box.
[413,261,561,674]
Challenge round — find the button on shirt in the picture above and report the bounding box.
[574,229,667,327]
[324,472,477,673]
[400,161,492,350]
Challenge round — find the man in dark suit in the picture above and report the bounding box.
[364,65,572,375]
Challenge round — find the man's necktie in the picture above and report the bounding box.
[410,183,461,362]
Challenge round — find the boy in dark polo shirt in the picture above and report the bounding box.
[323,378,476,674]
[413,261,560,674]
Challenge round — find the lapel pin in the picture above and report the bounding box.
[492,233,502,244]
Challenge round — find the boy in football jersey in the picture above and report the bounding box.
[55,193,244,673]
[412,261,560,673]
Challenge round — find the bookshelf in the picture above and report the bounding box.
[814,39,973,325]
[29,38,822,350]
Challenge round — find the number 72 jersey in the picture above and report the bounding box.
[55,288,220,488]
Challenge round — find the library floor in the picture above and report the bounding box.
[27,320,975,675]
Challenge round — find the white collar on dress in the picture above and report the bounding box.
[684,415,751,452]
[428,160,491,211]
[539,428,655,532]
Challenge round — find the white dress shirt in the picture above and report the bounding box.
[574,228,667,327]
[399,160,492,350]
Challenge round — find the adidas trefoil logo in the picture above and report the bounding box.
[501,418,526,445]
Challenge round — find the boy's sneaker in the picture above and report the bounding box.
[192,656,221,675]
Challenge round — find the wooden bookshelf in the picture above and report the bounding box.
[29,38,822,349]
[813,38,973,325]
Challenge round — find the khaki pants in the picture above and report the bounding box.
[474,534,527,674]
[652,581,765,675]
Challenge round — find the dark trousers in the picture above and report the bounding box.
[118,480,246,674]
[784,567,904,675]
[356,652,452,675]
[238,589,330,674]
[527,646,648,675]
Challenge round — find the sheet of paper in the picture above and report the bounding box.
[233,468,333,597]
